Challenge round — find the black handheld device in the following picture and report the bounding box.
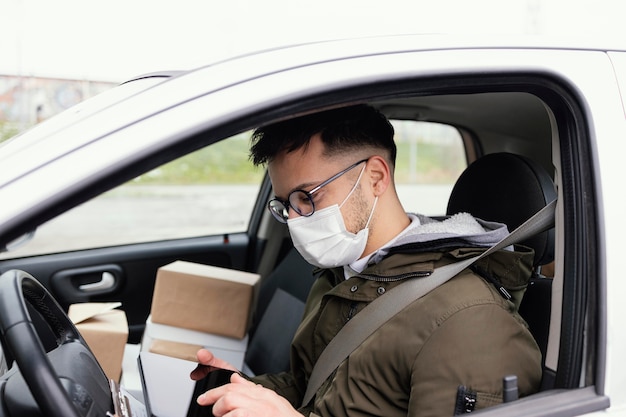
[187,365,236,417]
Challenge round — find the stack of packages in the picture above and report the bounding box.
[68,260,260,413]
[142,260,260,368]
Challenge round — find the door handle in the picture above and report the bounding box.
[78,271,116,292]
[51,264,123,301]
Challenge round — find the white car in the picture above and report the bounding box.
[0,35,624,416]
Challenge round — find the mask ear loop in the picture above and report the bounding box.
[339,164,367,208]
[339,162,378,229]
[364,196,378,229]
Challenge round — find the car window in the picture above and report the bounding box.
[391,120,467,215]
[0,131,265,259]
[0,121,464,259]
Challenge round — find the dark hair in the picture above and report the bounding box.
[250,104,396,166]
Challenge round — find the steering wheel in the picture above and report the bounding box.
[0,270,111,417]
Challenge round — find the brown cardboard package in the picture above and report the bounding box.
[150,261,260,339]
[68,302,129,382]
[148,339,203,362]
[141,316,249,369]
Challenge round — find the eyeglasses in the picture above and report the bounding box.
[267,158,368,223]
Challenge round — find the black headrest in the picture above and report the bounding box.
[446,152,556,266]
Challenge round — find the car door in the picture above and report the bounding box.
[0,132,269,344]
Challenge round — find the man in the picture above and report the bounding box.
[193,105,542,416]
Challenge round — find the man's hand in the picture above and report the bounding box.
[197,372,301,417]
[190,348,239,380]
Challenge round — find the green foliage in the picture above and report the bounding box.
[129,127,466,186]
[132,133,265,185]
[0,122,21,144]
[394,141,466,184]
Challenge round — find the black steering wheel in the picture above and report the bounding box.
[0,270,112,417]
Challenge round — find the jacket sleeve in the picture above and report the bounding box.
[249,371,303,408]
[408,301,542,416]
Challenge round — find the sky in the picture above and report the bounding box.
[1,0,625,83]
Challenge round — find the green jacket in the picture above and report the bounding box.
[252,246,542,417]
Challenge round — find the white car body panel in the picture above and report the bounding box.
[1,37,625,415]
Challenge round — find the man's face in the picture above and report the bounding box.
[267,134,370,233]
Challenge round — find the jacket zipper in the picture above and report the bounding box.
[358,270,432,283]
[345,271,431,321]
[347,302,358,321]
[470,265,512,300]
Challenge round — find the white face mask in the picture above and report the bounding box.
[287,166,378,268]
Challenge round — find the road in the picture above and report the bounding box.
[1,184,453,259]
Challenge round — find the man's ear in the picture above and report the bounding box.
[366,156,391,196]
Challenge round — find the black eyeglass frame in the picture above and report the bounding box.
[267,158,369,223]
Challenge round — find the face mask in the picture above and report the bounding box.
[288,166,378,268]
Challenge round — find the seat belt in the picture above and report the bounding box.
[301,199,556,407]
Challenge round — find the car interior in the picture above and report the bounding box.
[0,70,599,416]
[237,86,592,401]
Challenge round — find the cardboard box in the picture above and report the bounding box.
[149,339,203,362]
[69,302,129,382]
[141,315,248,369]
[150,261,260,339]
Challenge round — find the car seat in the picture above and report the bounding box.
[447,152,556,267]
[446,152,557,389]
[245,247,316,375]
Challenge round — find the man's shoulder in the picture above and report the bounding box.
[418,269,503,313]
